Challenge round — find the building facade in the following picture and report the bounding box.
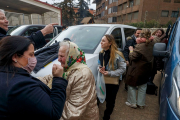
[95,0,180,24]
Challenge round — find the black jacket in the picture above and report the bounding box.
[0,66,68,120]
[0,27,46,49]
[123,35,137,61]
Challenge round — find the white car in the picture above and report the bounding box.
[31,24,136,80]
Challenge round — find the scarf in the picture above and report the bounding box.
[62,41,88,79]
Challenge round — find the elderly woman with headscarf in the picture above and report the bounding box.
[39,41,99,120]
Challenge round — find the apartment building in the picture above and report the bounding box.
[94,0,180,24]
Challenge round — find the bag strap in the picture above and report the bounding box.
[103,52,105,67]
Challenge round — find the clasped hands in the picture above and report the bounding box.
[99,66,108,76]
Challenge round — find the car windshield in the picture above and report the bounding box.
[47,26,109,54]
[10,26,27,35]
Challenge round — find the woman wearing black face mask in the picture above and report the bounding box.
[0,36,68,120]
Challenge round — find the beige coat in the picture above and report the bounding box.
[38,67,99,120]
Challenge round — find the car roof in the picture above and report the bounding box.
[70,24,137,28]
[16,24,62,27]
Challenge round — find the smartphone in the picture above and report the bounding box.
[99,65,102,68]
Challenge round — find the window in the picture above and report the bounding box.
[22,26,44,36]
[106,6,107,10]
[124,28,135,39]
[123,14,126,21]
[111,28,122,48]
[109,0,112,4]
[112,17,117,22]
[113,6,118,12]
[135,0,140,5]
[108,17,112,23]
[128,13,132,20]
[118,16,122,22]
[174,0,180,3]
[102,2,105,8]
[133,11,139,19]
[108,8,112,14]
[101,11,105,17]
[161,10,169,17]
[49,26,109,54]
[171,11,179,17]
[129,0,134,8]
[163,0,171,2]
[123,3,127,10]
[108,6,117,14]
[118,5,122,11]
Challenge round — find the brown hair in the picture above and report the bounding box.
[152,28,165,37]
[101,34,125,70]
[140,29,151,46]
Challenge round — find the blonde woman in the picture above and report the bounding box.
[125,29,154,109]
[98,34,126,120]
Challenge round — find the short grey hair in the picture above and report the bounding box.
[0,9,5,14]
[59,41,70,54]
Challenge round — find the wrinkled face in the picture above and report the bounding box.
[58,46,68,67]
[13,44,35,67]
[0,12,8,31]
[155,30,163,37]
[101,36,111,50]
[134,30,142,38]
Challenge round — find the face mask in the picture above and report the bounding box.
[17,56,37,73]
[23,57,37,73]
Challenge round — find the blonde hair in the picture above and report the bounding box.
[101,34,125,70]
[140,29,151,45]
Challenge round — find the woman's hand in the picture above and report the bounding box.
[129,46,134,51]
[99,66,108,75]
[103,71,109,76]
[99,66,105,74]
[52,64,64,77]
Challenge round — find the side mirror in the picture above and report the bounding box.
[153,43,169,57]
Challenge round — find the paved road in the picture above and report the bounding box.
[99,71,161,120]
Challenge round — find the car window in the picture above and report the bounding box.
[48,26,109,54]
[7,26,19,35]
[123,28,135,39]
[111,28,122,48]
[10,26,28,36]
[22,26,44,36]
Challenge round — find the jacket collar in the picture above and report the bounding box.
[0,66,30,76]
[0,27,7,35]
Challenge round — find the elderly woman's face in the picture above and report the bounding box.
[155,30,163,37]
[58,46,68,67]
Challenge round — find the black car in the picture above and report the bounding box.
[8,24,62,43]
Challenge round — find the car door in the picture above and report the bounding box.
[110,27,123,51]
[159,20,180,120]
[123,27,135,42]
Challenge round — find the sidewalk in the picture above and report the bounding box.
[99,71,161,120]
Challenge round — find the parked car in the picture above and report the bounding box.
[8,24,62,43]
[31,24,136,81]
[153,17,180,120]
[7,26,19,35]
[7,26,15,32]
